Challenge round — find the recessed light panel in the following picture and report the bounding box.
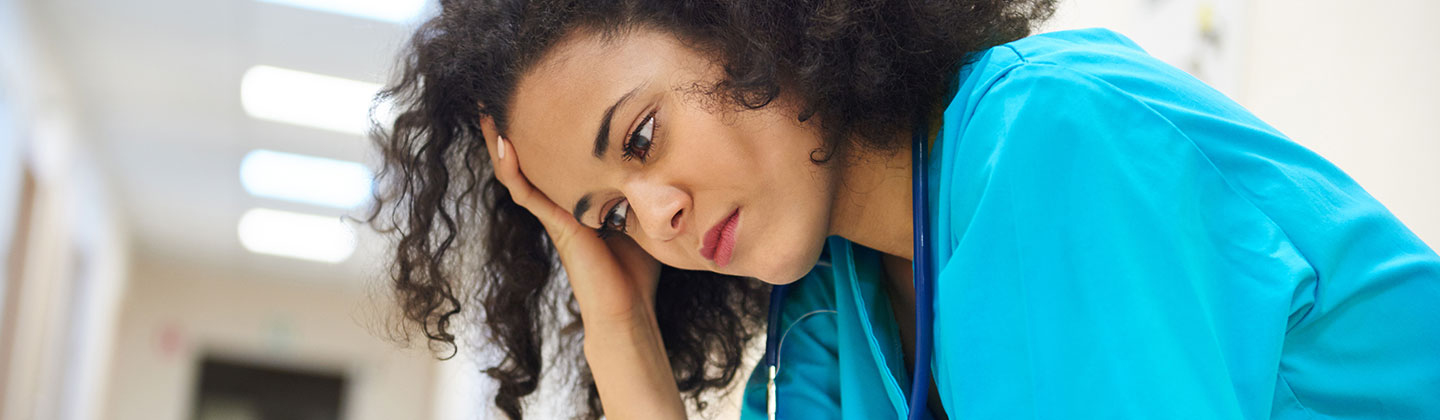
[237,208,356,263]
[241,65,382,135]
[240,149,373,209]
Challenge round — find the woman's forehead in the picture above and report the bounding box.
[504,29,681,219]
[509,29,680,127]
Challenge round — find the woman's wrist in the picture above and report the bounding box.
[580,306,687,419]
[581,305,662,356]
[575,294,658,329]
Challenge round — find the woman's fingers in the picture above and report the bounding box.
[492,136,540,208]
[493,138,581,236]
[479,119,594,250]
[479,120,562,224]
[490,136,537,208]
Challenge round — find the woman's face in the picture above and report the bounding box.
[503,27,837,284]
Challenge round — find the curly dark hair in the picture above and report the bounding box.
[368,0,1055,418]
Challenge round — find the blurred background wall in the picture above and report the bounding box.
[0,0,459,419]
[0,0,1434,420]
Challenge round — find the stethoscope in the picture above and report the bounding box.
[764,117,934,420]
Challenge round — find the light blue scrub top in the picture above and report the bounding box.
[740,28,1440,419]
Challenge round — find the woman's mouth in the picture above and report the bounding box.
[700,208,741,267]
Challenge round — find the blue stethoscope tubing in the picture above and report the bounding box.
[764,118,934,420]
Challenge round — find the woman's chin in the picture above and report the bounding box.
[742,241,829,284]
[742,259,816,285]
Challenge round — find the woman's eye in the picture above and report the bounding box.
[623,112,656,161]
[599,200,629,237]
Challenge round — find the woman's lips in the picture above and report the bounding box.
[700,208,740,267]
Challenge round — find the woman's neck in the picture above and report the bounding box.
[827,137,914,261]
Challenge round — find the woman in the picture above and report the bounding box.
[369,0,1440,419]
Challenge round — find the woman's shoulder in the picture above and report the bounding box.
[940,28,1185,150]
[954,27,1223,102]
[1005,27,1151,60]
[963,28,1153,77]
[945,26,1267,144]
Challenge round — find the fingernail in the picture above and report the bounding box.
[497,135,507,160]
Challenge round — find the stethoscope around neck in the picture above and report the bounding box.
[764,117,935,420]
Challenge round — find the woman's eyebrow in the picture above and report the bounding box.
[592,86,641,158]
[573,194,593,226]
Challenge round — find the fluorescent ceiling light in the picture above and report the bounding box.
[238,208,357,263]
[257,0,427,23]
[241,149,373,209]
[241,65,385,135]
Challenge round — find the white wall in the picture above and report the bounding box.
[104,259,439,420]
[1242,0,1440,248]
[0,1,131,420]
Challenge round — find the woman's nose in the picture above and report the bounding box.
[623,179,688,242]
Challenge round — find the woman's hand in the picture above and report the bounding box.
[481,118,662,324]
[481,118,685,419]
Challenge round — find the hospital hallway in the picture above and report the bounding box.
[0,0,1435,419]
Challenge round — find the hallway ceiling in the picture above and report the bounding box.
[36,0,426,285]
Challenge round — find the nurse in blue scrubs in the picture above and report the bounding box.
[740,28,1440,419]
[370,1,1440,419]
